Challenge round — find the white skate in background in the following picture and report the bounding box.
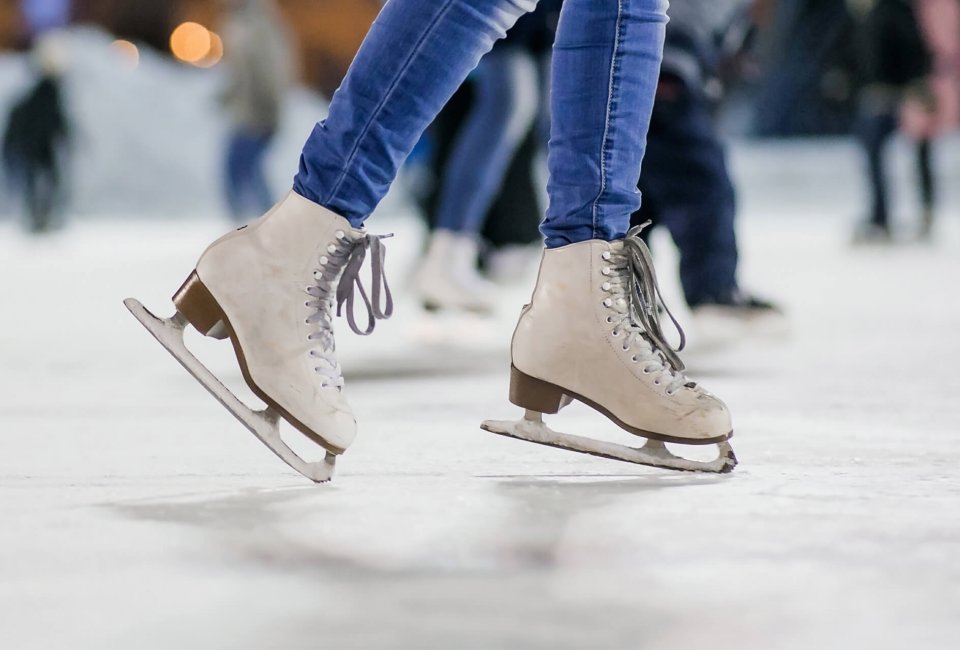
[415,229,499,314]
[687,304,790,353]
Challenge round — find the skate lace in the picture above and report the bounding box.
[305,230,394,387]
[602,223,692,395]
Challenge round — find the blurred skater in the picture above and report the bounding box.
[631,0,783,338]
[415,1,560,296]
[2,41,71,234]
[848,0,936,242]
[220,0,293,222]
[900,0,960,239]
[413,3,560,313]
[479,130,548,283]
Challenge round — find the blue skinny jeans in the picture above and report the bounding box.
[294,0,667,248]
[225,128,275,222]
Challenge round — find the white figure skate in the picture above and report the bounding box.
[688,290,788,350]
[415,229,497,314]
[125,192,392,482]
[482,225,737,474]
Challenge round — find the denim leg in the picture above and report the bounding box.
[294,0,537,227]
[249,132,275,215]
[434,47,539,234]
[225,131,250,220]
[226,131,273,221]
[917,138,934,212]
[634,85,739,306]
[542,0,667,248]
[671,179,739,307]
[857,111,896,228]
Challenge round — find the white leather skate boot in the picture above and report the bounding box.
[483,226,736,473]
[415,229,496,313]
[126,191,392,481]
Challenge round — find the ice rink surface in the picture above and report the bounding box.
[2,141,959,649]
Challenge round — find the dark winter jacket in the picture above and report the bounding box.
[661,0,753,92]
[2,76,69,177]
[853,0,930,89]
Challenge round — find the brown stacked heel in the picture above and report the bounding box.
[509,365,568,414]
[172,272,229,340]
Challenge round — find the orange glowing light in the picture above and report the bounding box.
[111,39,140,70]
[170,22,212,64]
[196,31,224,68]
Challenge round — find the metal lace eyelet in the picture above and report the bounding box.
[327,244,337,253]
[336,230,345,239]
[631,356,639,363]
[602,251,611,260]
[603,298,613,307]
[666,389,675,396]
[653,379,661,386]
[320,256,329,265]
[611,329,619,337]
[602,267,611,276]
[602,282,611,291]
[622,346,630,352]
[606,316,614,324]
[642,368,650,374]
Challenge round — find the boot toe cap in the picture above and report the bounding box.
[682,390,733,442]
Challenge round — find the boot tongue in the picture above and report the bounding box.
[606,239,626,254]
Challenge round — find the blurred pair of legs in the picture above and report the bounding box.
[857,111,935,240]
[13,163,61,233]
[633,77,739,309]
[412,45,541,312]
[225,128,275,222]
[633,78,782,333]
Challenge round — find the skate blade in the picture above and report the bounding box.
[124,298,336,483]
[481,412,737,474]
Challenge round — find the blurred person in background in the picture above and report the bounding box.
[2,38,71,234]
[220,0,294,222]
[900,0,960,238]
[848,0,935,243]
[414,0,561,301]
[412,2,561,314]
[20,0,71,36]
[751,0,856,136]
[478,130,549,283]
[630,0,784,340]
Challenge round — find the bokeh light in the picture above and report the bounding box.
[196,31,224,68]
[110,39,140,70]
[169,21,211,65]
